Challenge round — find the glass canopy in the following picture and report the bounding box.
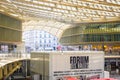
[0,0,120,38]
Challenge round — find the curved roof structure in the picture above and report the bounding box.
[0,0,120,38]
[23,19,71,38]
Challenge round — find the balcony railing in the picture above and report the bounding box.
[0,53,30,60]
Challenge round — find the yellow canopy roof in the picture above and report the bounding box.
[0,0,120,38]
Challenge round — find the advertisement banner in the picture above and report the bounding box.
[50,52,104,80]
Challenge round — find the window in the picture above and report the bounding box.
[40,34,42,38]
[44,40,46,43]
[49,40,51,43]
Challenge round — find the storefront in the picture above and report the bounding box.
[105,58,120,75]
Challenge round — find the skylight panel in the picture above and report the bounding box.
[97,4,102,9]
[78,8,83,12]
[67,6,72,10]
[57,4,62,8]
[111,0,117,4]
[109,13,114,16]
[42,6,51,10]
[62,5,67,9]
[71,7,77,11]
[25,0,31,1]
[114,13,119,16]
[44,2,50,6]
[80,13,85,16]
[37,1,44,5]
[49,3,55,7]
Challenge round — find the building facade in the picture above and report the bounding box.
[60,22,120,54]
[23,30,60,52]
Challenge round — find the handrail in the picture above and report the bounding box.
[0,53,30,60]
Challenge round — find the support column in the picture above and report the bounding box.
[0,67,3,79]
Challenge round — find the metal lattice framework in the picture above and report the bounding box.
[0,0,120,38]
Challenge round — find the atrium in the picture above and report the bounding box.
[0,0,120,80]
